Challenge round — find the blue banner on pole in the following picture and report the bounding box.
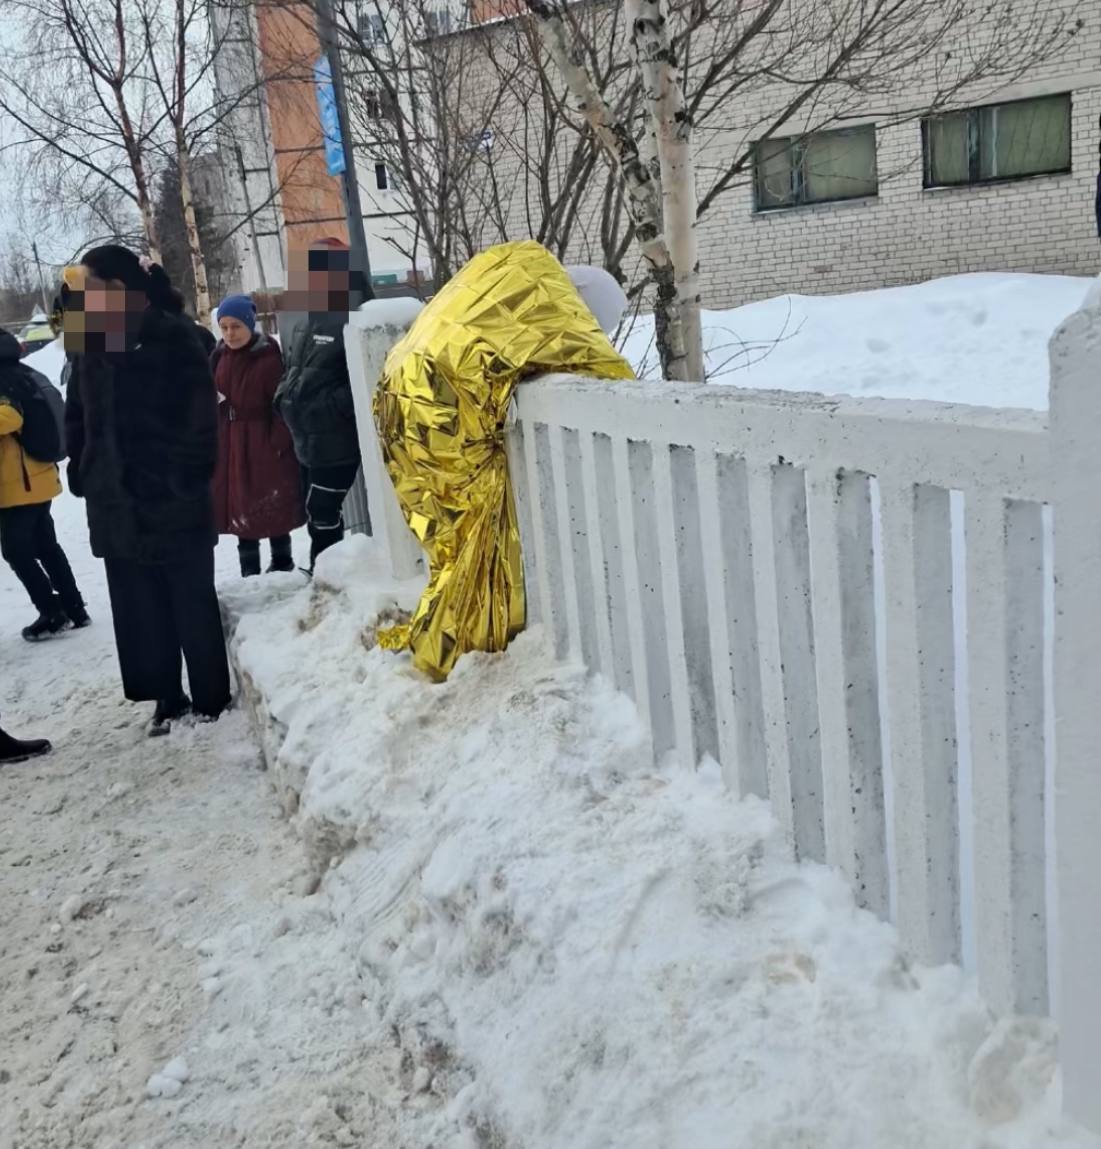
[314,57,346,177]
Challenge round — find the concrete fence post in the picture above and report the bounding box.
[1048,291,1101,1135]
[345,301,426,581]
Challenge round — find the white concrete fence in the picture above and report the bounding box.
[346,296,1101,1134]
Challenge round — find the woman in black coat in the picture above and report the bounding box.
[65,245,231,734]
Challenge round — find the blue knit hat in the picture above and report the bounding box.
[217,294,256,332]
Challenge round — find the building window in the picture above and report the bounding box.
[754,125,878,210]
[357,8,386,45]
[375,161,388,190]
[425,8,453,35]
[922,94,1071,188]
[364,87,397,122]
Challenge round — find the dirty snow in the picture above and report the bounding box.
[2,272,1100,1147]
[221,534,1095,1149]
[622,272,1091,407]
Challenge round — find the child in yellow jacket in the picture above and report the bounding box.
[0,329,88,640]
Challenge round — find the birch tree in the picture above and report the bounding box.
[0,0,164,261]
[137,0,216,322]
[517,0,1076,379]
[626,0,702,381]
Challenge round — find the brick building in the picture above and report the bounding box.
[457,0,1100,307]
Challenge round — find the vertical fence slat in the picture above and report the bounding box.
[879,479,961,966]
[966,493,1047,1015]
[612,436,652,729]
[506,423,541,628]
[593,435,639,703]
[579,431,616,679]
[1051,307,1101,1133]
[548,425,584,660]
[653,442,698,765]
[718,455,770,799]
[808,467,888,916]
[522,420,558,655]
[747,461,793,841]
[696,450,741,788]
[771,464,825,864]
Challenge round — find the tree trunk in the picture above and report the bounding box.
[176,138,212,325]
[627,0,704,381]
[524,0,689,381]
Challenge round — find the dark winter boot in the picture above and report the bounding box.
[67,603,92,629]
[266,535,295,574]
[148,694,192,738]
[238,539,262,579]
[22,599,70,642]
[0,725,51,765]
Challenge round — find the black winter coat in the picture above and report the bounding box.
[65,308,219,564]
[274,313,360,469]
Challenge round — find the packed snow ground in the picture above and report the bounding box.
[3,272,1099,1147]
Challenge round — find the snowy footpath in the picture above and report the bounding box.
[0,509,413,1148]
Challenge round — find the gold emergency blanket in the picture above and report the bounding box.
[374,240,634,680]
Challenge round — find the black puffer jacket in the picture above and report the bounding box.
[274,313,360,469]
[65,308,219,563]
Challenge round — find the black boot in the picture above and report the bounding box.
[149,694,192,738]
[238,539,261,578]
[22,598,70,642]
[0,725,51,764]
[66,602,92,629]
[266,535,295,574]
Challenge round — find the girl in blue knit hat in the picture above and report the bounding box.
[211,294,305,576]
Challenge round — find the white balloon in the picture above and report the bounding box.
[565,265,628,334]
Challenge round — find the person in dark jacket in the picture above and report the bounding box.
[274,237,366,570]
[193,320,216,356]
[0,329,89,639]
[212,294,305,575]
[65,246,231,735]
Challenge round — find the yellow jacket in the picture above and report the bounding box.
[0,398,62,509]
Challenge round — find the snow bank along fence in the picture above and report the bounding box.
[346,298,1101,1133]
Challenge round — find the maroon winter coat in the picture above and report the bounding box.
[211,335,306,540]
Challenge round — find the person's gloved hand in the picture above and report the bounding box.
[67,460,83,499]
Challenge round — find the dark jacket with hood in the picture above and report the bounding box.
[274,312,360,470]
[65,307,219,564]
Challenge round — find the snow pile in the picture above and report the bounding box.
[228,535,1096,1149]
[621,272,1091,408]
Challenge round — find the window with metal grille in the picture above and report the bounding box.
[364,87,397,122]
[425,8,453,35]
[922,94,1071,188]
[754,125,878,210]
[357,8,386,45]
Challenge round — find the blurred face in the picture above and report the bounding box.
[218,316,252,350]
[79,272,146,352]
[285,246,351,314]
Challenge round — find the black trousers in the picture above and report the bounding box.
[104,548,231,717]
[238,535,292,574]
[0,502,84,616]
[303,463,361,568]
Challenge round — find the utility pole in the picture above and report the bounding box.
[31,241,50,315]
[314,0,374,307]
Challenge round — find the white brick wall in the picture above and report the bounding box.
[454,0,1101,308]
[702,86,1101,306]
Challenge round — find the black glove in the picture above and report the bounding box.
[67,460,84,499]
